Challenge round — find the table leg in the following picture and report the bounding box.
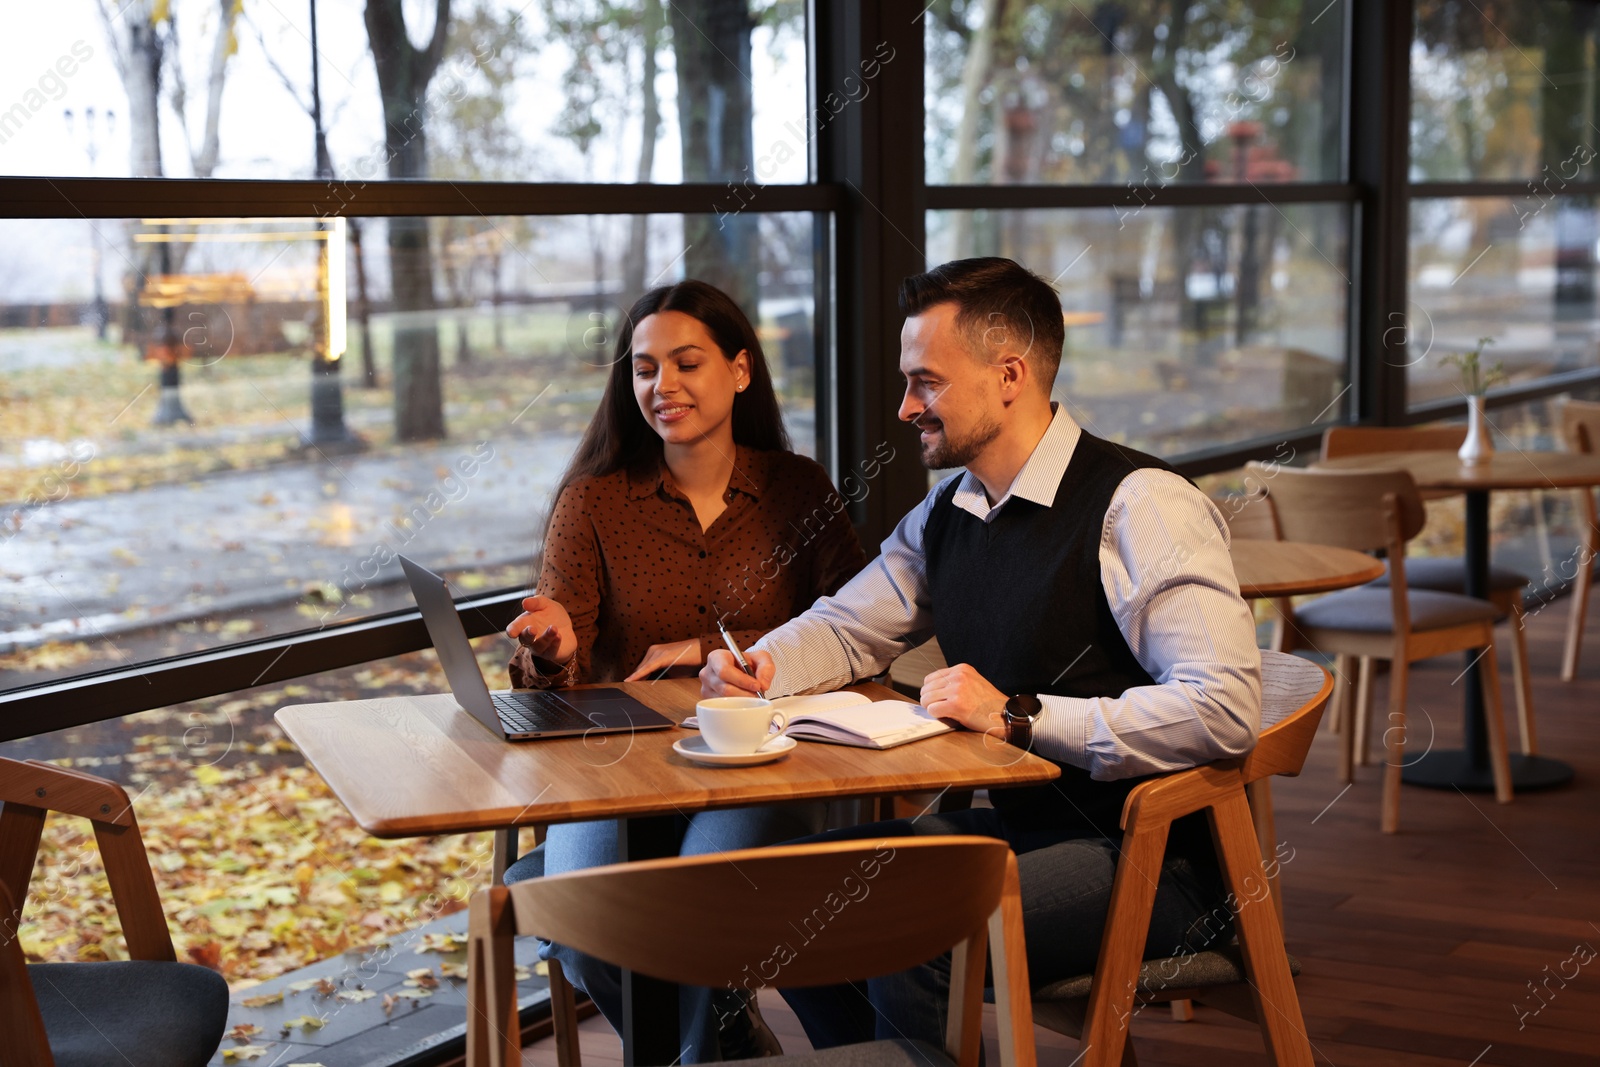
[1401,489,1574,792]
[619,815,681,1067]
[491,826,518,885]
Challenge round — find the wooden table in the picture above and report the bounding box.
[277,678,1059,1065]
[1317,449,1600,792]
[1229,538,1385,599]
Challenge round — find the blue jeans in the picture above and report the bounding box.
[778,808,1229,1049]
[510,803,828,1062]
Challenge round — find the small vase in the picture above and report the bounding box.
[1459,394,1493,465]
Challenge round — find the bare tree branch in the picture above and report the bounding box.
[242,10,313,115]
[95,0,132,81]
[421,0,452,81]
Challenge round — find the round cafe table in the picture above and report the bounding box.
[1316,448,1600,792]
[1228,538,1385,599]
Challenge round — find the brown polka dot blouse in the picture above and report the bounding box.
[508,445,868,688]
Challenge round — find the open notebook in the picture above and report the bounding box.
[682,692,953,749]
[769,691,953,749]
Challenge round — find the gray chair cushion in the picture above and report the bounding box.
[758,1038,954,1067]
[1368,556,1528,594]
[1295,587,1503,633]
[29,961,228,1067]
[504,841,547,884]
[1034,945,1302,1002]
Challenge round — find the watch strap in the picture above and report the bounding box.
[1004,694,1041,750]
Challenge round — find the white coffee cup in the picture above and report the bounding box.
[695,697,788,755]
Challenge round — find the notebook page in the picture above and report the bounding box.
[789,700,949,742]
[768,691,872,715]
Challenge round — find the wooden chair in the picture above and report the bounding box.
[1558,399,1600,684]
[1321,426,1536,756]
[1249,463,1514,831]
[1030,650,1332,1066]
[0,757,228,1067]
[468,837,1035,1067]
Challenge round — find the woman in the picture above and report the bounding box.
[502,279,867,1060]
[506,280,864,687]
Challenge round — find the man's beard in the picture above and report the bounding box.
[916,413,1002,470]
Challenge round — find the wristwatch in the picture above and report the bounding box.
[1002,694,1042,750]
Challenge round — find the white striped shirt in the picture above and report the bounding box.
[752,405,1262,781]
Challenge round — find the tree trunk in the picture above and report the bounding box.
[387,215,445,439]
[365,0,451,441]
[624,0,664,297]
[124,15,164,178]
[1150,0,1208,353]
[670,0,758,312]
[491,248,505,352]
[441,218,472,364]
[950,0,1005,254]
[188,0,238,179]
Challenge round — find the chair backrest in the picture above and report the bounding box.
[1321,424,1466,460]
[1211,485,1280,540]
[510,837,1007,988]
[0,758,174,964]
[1560,398,1600,455]
[1247,462,1425,553]
[1241,650,1335,783]
[470,837,1033,1067]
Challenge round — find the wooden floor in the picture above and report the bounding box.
[524,600,1600,1066]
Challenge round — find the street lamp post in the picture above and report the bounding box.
[63,107,113,340]
[305,0,358,448]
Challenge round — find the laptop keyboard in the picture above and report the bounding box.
[491,690,598,734]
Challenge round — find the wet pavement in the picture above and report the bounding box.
[0,432,579,652]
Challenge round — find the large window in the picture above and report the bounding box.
[1408,1,1600,416]
[0,211,823,693]
[1,1,810,184]
[923,0,1353,459]
[924,0,1343,185]
[929,203,1351,455]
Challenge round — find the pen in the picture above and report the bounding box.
[716,618,767,699]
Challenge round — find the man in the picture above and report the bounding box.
[700,256,1262,1047]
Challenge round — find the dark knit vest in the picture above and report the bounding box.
[925,431,1184,841]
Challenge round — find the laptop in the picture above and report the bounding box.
[398,555,676,740]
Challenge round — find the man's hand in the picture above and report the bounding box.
[625,639,704,681]
[921,663,1008,737]
[506,596,578,666]
[700,648,776,697]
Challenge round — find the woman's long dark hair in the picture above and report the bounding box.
[545,280,790,533]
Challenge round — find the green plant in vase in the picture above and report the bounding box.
[1441,337,1505,464]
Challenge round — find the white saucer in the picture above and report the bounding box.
[672,735,796,766]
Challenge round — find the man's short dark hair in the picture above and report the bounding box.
[898,257,1065,391]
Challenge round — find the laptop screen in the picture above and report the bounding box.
[398,555,506,739]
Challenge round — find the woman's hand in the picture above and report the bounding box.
[506,596,578,666]
[625,639,704,681]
